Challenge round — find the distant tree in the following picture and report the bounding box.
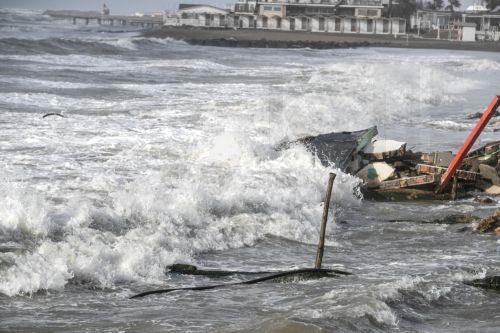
[425,0,444,9]
[445,0,461,12]
[391,0,418,21]
[485,0,500,10]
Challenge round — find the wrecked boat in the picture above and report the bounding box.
[279,96,500,201]
[279,132,499,201]
[280,127,498,201]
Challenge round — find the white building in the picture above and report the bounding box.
[165,4,228,27]
[457,22,476,41]
[462,6,500,41]
[164,1,406,35]
[410,9,456,32]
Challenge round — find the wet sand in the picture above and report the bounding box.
[144,26,500,52]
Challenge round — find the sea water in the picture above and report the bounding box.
[0,8,499,332]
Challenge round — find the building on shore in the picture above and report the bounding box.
[164,0,406,35]
[165,4,228,27]
[410,9,456,33]
[409,5,500,42]
[462,5,500,41]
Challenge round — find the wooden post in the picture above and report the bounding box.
[315,172,336,269]
[451,174,457,201]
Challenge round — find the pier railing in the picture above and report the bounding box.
[44,10,163,28]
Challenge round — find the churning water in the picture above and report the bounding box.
[0,8,499,332]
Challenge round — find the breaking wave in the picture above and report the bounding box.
[0,36,186,55]
[0,140,361,296]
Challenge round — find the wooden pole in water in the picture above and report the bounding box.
[451,174,458,201]
[315,172,336,269]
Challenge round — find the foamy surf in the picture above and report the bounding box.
[1,8,500,333]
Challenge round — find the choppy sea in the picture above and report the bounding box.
[0,8,499,332]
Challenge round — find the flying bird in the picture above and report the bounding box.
[42,113,65,118]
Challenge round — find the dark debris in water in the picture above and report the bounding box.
[465,276,500,291]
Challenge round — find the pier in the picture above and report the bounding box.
[44,10,163,28]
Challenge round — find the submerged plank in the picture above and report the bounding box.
[416,164,478,182]
[131,268,351,299]
[378,174,439,190]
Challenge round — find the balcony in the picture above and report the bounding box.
[345,0,382,5]
[259,0,339,4]
[234,4,255,13]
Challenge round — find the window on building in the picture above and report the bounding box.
[273,6,281,11]
[263,6,273,11]
[351,19,357,32]
[335,18,341,31]
[367,19,373,32]
[319,17,325,30]
[383,19,389,32]
[367,9,378,16]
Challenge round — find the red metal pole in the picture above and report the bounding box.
[435,96,500,193]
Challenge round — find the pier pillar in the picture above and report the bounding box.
[85,18,89,25]
[110,19,114,26]
[98,18,101,24]
[72,17,76,24]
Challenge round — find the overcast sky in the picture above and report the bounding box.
[0,0,472,15]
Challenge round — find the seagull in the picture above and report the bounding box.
[42,112,65,118]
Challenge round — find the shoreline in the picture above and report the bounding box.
[144,26,500,52]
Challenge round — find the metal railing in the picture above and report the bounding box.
[234,4,255,13]
[345,0,382,5]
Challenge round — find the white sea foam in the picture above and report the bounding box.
[427,120,474,131]
[99,38,138,50]
[0,139,361,296]
[1,41,499,298]
[459,58,500,72]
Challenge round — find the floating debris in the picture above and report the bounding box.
[167,263,272,277]
[281,125,499,200]
[362,139,406,160]
[277,126,377,173]
[278,97,500,201]
[476,210,500,233]
[465,276,500,291]
[356,162,395,188]
[131,267,351,298]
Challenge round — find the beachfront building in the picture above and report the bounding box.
[462,5,500,41]
[165,1,406,35]
[164,4,228,27]
[407,4,500,42]
[410,9,456,32]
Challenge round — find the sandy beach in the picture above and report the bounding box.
[145,26,500,52]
